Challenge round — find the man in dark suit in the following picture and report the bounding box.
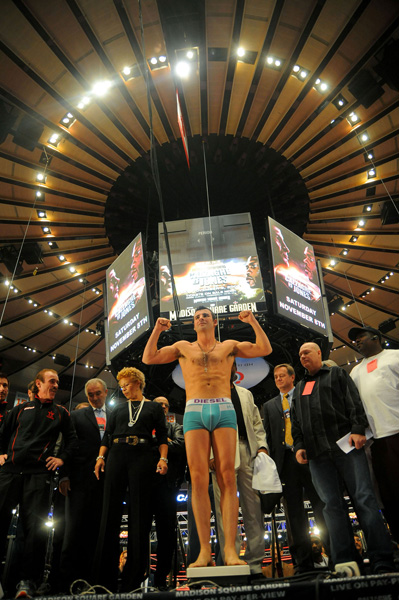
[58,378,110,589]
[263,363,327,572]
[151,396,186,591]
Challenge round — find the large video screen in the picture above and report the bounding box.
[105,233,152,362]
[269,217,328,335]
[159,213,266,320]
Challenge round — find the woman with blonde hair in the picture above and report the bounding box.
[94,367,168,592]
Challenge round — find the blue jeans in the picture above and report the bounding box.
[309,448,392,569]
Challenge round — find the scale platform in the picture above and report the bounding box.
[186,564,251,587]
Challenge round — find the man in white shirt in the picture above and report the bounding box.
[349,326,399,543]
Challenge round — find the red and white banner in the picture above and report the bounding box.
[176,88,190,169]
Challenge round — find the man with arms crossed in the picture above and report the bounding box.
[143,307,272,568]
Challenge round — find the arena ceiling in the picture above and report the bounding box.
[0,0,398,407]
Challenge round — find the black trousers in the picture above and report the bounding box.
[281,450,328,568]
[152,479,178,586]
[371,432,399,542]
[93,444,155,593]
[59,477,103,588]
[0,471,51,585]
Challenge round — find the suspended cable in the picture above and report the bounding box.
[68,270,88,412]
[0,147,49,327]
[138,0,183,338]
[202,141,221,342]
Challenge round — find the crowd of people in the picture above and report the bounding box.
[0,309,397,598]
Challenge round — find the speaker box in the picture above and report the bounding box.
[54,354,71,367]
[0,100,17,145]
[381,200,399,225]
[20,242,43,265]
[12,115,44,151]
[348,70,384,109]
[374,39,399,92]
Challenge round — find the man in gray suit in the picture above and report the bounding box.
[212,363,268,577]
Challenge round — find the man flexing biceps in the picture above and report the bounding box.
[143,307,272,568]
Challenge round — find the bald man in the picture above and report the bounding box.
[291,342,394,574]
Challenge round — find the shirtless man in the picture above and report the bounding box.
[143,307,272,568]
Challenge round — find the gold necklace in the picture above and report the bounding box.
[196,340,217,372]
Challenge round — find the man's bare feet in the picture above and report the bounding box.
[224,549,247,566]
[188,550,215,568]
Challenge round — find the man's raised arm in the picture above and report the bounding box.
[142,318,180,364]
[235,311,272,358]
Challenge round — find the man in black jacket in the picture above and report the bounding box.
[292,342,394,573]
[151,396,186,591]
[263,363,327,572]
[58,378,110,590]
[0,368,77,599]
[0,372,10,426]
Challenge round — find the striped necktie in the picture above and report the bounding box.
[282,393,293,447]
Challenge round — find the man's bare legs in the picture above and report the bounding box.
[212,427,246,566]
[185,428,214,567]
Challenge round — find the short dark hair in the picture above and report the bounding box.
[0,373,9,386]
[194,306,216,320]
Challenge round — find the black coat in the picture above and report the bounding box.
[62,406,107,487]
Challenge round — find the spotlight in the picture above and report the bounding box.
[48,133,60,146]
[35,191,44,199]
[349,235,358,243]
[329,259,338,267]
[347,112,359,124]
[329,296,344,314]
[367,168,376,179]
[58,255,66,262]
[357,132,369,143]
[159,55,167,63]
[293,65,300,72]
[68,266,76,273]
[332,95,348,109]
[150,57,158,65]
[92,80,112,96]
[237,47,245,58]
[42,226,51,234]
[340,249,349,256]
[121,64,141,80]
[267,56,273,64]
[357,219,366,227]
[366,151,374,161]
[36,173,47,183]
[37,210,47,218]
[186,50,194,59]
[60,112,76,128]
[175,61,190,78]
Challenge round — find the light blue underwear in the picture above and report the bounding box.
[183,398,237,434]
